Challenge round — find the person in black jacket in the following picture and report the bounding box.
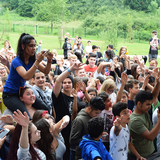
[62,38,72,59]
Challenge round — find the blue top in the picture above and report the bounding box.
[79,134,113,160]
[3,57,34,93]
[105,58,113,72]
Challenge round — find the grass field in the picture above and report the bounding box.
[0,32,159,67]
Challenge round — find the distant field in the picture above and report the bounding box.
[0,32,159,67]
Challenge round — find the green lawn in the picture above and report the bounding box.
[0,32,159,67]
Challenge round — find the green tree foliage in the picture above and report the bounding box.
[148,0,158,14]
[17,0,36,17]
[126,14,133,42]
[123,0,151,11]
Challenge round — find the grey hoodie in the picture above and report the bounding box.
[32,85,53,114]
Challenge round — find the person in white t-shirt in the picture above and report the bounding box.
[85,41,92,56]
[110,102,146,160]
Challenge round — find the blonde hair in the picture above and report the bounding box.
[99,79,116,94]
[51,49,57,57]
[69,55,77,60]
[4,40,12,50]
[57,57,64,65]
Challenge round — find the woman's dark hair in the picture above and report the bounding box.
[81,77,89,87]
[35,119,55,160]
[17,33,36,63]
[19,86,31,97]
[87,87,97,96]
[131,63,139,79]
[32,110,46,124]
[96,76,105,84]
[8,123,41,160]
[105,50,113,61]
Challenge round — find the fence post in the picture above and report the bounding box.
[97,28,99,38]
[36,25,38,35]
[139,32,140,43]
[84,28,86,37]
[72,28,74,37]
[48,26,49,35]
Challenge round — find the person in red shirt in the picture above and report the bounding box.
[84,53,97,78]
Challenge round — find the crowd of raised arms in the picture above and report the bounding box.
[0,30,159,160]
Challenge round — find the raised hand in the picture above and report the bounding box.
[70,62,84,71]
[121,72,128,85]
[71,88,77,97]
[138,76,145,83]
[0,55,10,68]
[59,115,70,130]
[13,110,29,128]
[77,81,86,92]
[0,115,14,124]
[36,52,45,62]
[113,116,123,128]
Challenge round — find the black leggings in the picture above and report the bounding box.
[2,92,50,119]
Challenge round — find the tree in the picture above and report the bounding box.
[17,0,38,17]
[148,0,158,14]
[126,14,133,42]
[32,0,69,32]
[123,0,151,11]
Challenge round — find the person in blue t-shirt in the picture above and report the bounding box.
[2,33,53,119]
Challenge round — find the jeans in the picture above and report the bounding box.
[2,92,50,119]
[70,149,75,160]
[149,54,157,61]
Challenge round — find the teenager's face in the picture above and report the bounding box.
[62,78,72,92]
[88,42,91,46]
[149,60,157,67]
[118,108,130,124]
[88,91,96,99]
[0,66,6,77]
[69,58,77,66]
[101,66,106,75]
[45,119,55,133]
[121,48,126,55]
[136,65,141,75]
[77,69,85,77]
[23,39,36,57]
[88,57,96,67]
[105,97,112,110]
[130,83,139,95]
[30,124,41,144]
[34,72,46,88]
[137,100,152,113]
[107,87,115,95]
[20,88,35,105]
[57,59,63,66]
[121,93,128,103]
[89,109,102,117]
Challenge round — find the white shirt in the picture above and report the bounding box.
[85,46,92,53]
[152,108,160,151]
[109,125,130,160]
[94,70,106,79]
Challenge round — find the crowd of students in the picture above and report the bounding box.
[0,31,159,160]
